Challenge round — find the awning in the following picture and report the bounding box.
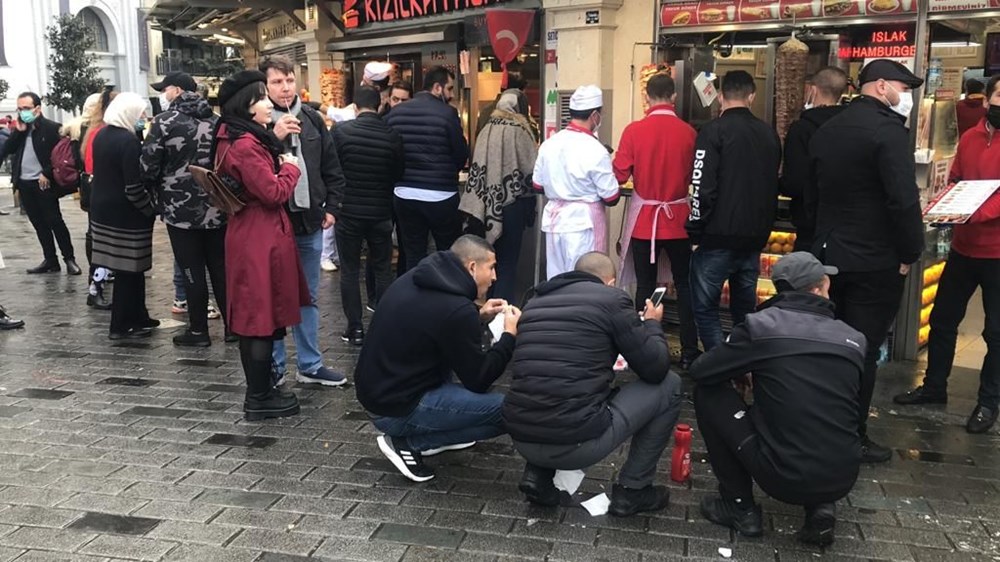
[326,25,459,52]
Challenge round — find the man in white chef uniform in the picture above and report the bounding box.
[533,85,621,279]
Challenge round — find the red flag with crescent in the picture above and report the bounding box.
[485,9,535,89]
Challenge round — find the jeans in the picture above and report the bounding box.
[322,227,339,263]
[273,229,323,374]
[490,197,535,304]
[694,382,856,506]
[394,195,462,272]
[371,383,505,452]
[632,238,699,361]
[337,217,393,332]
[173,260,186,301]
[829,267,906,436]
[513,373,683,489]
[690,248,760,351]
[167,225,227,334]
[17,180,74,261]
[923,251,1000,410]
[110,271,149,334]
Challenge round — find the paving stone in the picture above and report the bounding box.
[203,433,278,448]
[510,518,597,545]
[66,511,162,535]
[0,505,84,528]
[312,536,408,562]
[180,471,261,490]
[7,389,74,400]
[78,534,177,560]
[134,500,222,523]
[0,526,96,551]
[268,496,356,518]
[289,515,378,539]
[161,544,261,562]
[121,481,204,502]
[596,528,685,553]
[195,489,282,509]
[227,528,320,556]
[0,487,76,508]
[57,493,149,515]
[6,551,110,562]
[372,523,464,549]
[460,532,553,559]
[861,523,952,548]
[146,519,239,546]
[547,542,640,562]
[213,507,301,531]
[250,477,334,498]
[347,503,432,525]
[426,511,514,535]
[120,406,191,418]
[48,476,133,496]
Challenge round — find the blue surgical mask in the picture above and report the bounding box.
[18,109,37,124]
[134,119,146,132]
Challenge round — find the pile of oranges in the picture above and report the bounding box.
[765,231,797,255]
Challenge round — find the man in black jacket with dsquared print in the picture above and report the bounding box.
[692,252,865,547]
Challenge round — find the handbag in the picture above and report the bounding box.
[188,144,245,215]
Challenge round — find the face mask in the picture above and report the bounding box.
[18,109,36,124]
[987,104,1000,129]
[593,113,603,135]
[886,84,913,119]
[158,93,171,111]
[134,119,146,132]
[803,103,814,111]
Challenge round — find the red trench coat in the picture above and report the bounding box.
[217,126,310,337]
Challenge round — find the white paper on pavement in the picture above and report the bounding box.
[553,469,585,494]
[580,493,610,516]
[0,249,5,269]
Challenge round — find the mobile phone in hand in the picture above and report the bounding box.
[650,287,667,308]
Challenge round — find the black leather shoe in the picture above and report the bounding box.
[966,405,998,434]
[798,503,836,546]
[143,318,161,329]
[87,293,112,310]
[700,495,764,537]
[0,307,25,330]
[518,463,559,507]
[108,327,152,340]
[341,328,364,346]
[26,260,60,274]
[244,388,300,421]
[893,385,947,405]
[609,483,670,517]
[64,259,82,276]
[173,330,211,348]
[860,436,893,463]
[224,331,239,343]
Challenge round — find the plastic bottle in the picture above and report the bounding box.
[671,424,692,483]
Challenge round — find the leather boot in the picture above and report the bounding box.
[518,463,559,507]
[241,341,299,421]
[27,259,60,274]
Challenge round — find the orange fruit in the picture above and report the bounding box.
[782,243,793,254]
[770,243,783,254]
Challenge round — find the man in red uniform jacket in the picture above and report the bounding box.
[895,74,1000,434]
[956,79,987,138]
[613,74,700,368]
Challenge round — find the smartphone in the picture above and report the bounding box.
[650,287,667,307]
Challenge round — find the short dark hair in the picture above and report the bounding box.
[258,55,296,77]
[966,78,986,95]
[506,61,527,90]
[17,92,41,107]
[812,66,849,99]
[354,86,381,111]
[451,234,495,263]
[721,70,755,100]
[987,75,1000,99]
[391,80,413,97]
[646,74,676,100]
[221,81,268,121]
[569,108,600,121]
[423,66,454,92]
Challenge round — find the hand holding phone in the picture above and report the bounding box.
[650,287,667,308]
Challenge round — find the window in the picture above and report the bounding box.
[79,8,109,52]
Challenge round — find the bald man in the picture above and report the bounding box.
[503,252,682,517]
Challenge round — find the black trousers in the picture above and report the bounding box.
[631,238,699,361]
[365,212,406,304]
[394,195,462,272]
[694,383,854,507]
[490,197,535,304]
[829,268,906,436]
[17,180,75,262]
[924,251,1000,409]
[110,271,149,334]
[166,225,227,334]
[337,217,393,332]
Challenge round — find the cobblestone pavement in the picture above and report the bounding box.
[0,189,999,562]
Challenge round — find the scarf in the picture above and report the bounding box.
[211,115,283,171]
[271,97,310,211]
[459,109,537,244]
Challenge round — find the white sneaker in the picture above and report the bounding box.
[207,303,221,319]
[321,259,339,272]
[421,441,476,457]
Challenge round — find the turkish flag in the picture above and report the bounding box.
[485,9,535,89]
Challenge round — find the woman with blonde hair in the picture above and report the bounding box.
[90,92,159,339]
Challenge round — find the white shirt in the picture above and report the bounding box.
[327,104,357,123]
[533,125,620,233]
[394,186,456,202]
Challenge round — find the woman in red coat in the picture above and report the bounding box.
[212,70,310,420]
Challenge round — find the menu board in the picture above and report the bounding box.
[923,180,1000,224]
[660,0,916,26]
[929,0,989,10]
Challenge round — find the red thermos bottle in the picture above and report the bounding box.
[671,424,692,483]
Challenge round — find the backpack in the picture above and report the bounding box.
[50,137,81,196]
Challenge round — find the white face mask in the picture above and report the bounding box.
[886,84,913,119]
[158,92,171,111]
[592,112,602,135]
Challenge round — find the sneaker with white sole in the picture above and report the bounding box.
[422,441,476,457]
[172,299,188,314]
[272,368,286,387]
[207,303,221,319]
[296,366,347,387]
[321,258,339,272]
[377,435,435,482]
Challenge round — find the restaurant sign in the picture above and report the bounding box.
[344,0,510,29]
[660,0,916,27]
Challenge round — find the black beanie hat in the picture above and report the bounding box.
[217,70,266,108]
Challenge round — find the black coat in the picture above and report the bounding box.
[685,108,781,252]
[385,92,469,192]
[283,104,347,235]
[690,291,865,502]
[354,251,515,418]
[503,272,670,444]
[0,116,62,189]
[780,105,844,247]
[807,96,925,271]
[331,112,405,222]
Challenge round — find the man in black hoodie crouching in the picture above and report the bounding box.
[691,252,865,546]
[355,235,521,483]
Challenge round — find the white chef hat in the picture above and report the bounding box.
[363,61,393,84]
[569,85,603,111]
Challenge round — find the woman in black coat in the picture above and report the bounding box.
[91,92,159,339]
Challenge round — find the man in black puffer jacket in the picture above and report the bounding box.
[504,252,682,517]
[386,66,470,271]
[332,86,405,345]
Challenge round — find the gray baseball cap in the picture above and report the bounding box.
[772,252,838,290]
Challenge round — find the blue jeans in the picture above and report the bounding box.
[173,260,186,301]
[371,384,505,451]
[273,229,323,374]
[690,248,760,351]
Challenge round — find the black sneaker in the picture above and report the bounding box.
[518,463,559,507]
[798,503,836,546]
[108,327,152,340]
[699,495,764,537]
[341,328,364,346]
[244,388,300,421]
[143,318,161,329]
[173,330,211,348]
[966,405,998,434]
[893,385,947,405]
[609,483,670,517]
[860,436,893,463]
[86,292,112,310]
[377,435,435,482]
